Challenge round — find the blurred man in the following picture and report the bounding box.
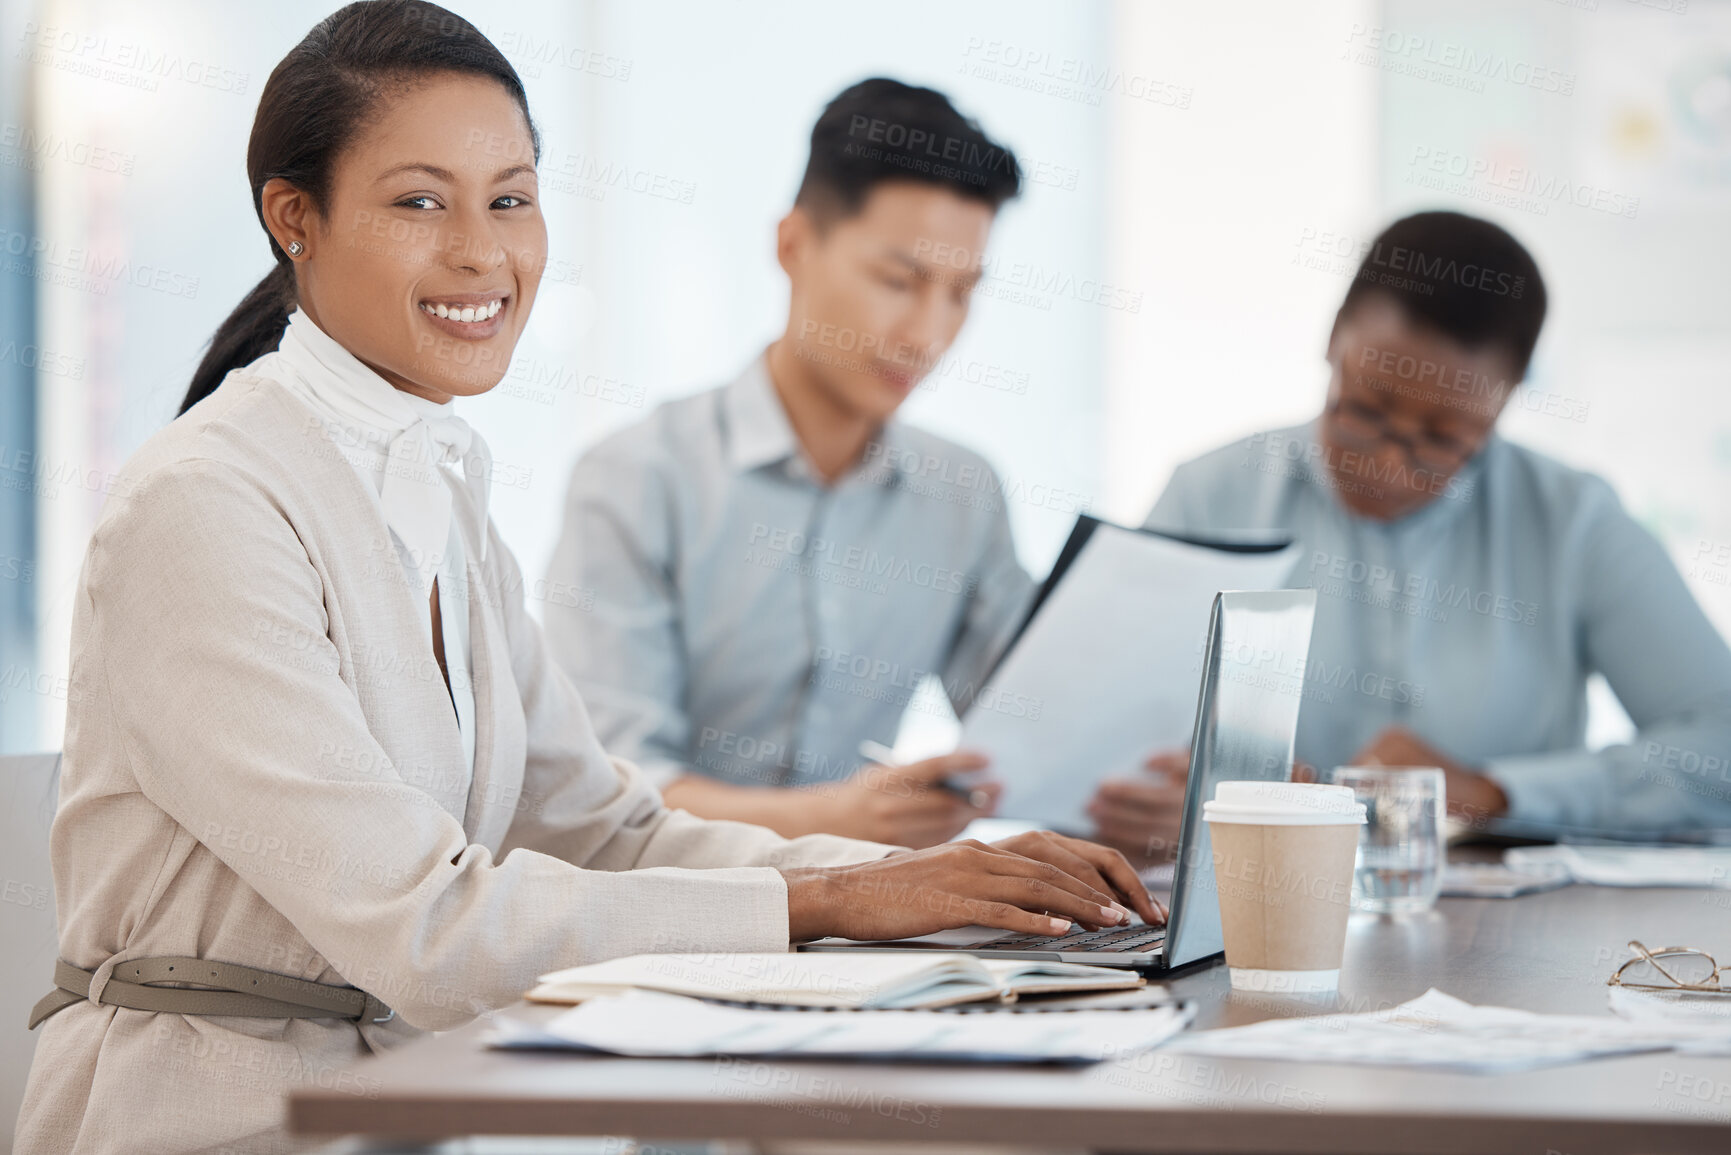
[544,79,1033,847]
[1090,211,1731,851]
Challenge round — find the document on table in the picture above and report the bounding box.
[1608,987,1731,1055]
[490,989,1195,1064]
[1439,861,1572,898]
[1505,844,1731,888]
[960,520,1300,830]
[1164,989,1722,1072]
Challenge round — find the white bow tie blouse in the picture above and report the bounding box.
[261,307,485,773]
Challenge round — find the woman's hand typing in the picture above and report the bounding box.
[780,832,1165,943]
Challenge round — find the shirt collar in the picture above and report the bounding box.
[720,352,913,490]
[276,306,455,437]
[269,307,493,586]
[721,354,799,474]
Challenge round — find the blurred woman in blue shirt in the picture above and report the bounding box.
[1090,211,1731,851]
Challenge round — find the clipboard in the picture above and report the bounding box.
[989,515,1298,680]
[955,515,1303,830]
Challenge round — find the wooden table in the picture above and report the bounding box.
[290,881,1731,1153]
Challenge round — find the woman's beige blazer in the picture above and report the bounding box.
[15,370,891,1154]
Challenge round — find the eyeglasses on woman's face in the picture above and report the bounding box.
[1324,395,1485,473]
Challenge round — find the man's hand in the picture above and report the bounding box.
[1349,725,1508,827]
[1084,748,1189,859]
[780,833,1160,943]
[810,753,1000,848]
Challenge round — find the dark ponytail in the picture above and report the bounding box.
[186,263,297,411]
[180,1,540,415]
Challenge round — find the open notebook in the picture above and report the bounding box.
[527,951,1144,1010]
[492,989,1194,1063]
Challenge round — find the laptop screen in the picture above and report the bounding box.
[1161,589,1317,971]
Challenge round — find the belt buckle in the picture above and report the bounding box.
[360,992,395,1024]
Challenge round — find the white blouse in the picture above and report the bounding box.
[260,307,482,773]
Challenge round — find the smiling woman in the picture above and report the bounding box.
[178,18,547,412]
[15,4,1158,1153]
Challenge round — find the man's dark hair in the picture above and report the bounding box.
[1337,211,1548,379]
[794,77,1021,225]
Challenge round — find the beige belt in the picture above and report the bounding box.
[29,957,395,1030]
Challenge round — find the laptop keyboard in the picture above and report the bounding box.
[974,924,1167,953]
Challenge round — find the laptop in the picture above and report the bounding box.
[800,588,1318,973]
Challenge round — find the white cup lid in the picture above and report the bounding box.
[1202,780,1367,826]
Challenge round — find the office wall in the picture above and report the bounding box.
[3,0,1116,751]
[462,0,1115,588]
[1102,0,1731,747]
[1101,0,1379,518]
[1374,0,1731,646]
[4,0,1730,753]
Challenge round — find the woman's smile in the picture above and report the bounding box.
[417,291,510,340]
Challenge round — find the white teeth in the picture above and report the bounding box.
[420,299,503,323]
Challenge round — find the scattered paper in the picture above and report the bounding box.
[1608,986,1731,1055]
[490,988,1194,1064]
[1164,988,1715,1072]
[1505,845,1731,888]
[1439,861,1572,898]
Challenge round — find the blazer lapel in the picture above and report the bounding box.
[282,393,473,819]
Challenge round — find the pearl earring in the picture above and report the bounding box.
[287,241,304,256]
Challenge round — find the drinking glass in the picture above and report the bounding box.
[1326,766,1445,914]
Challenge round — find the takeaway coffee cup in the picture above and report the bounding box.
[1202,780,1367,993]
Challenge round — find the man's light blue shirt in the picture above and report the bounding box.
[544,356,1035,791]
[1146,422,1731,834]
